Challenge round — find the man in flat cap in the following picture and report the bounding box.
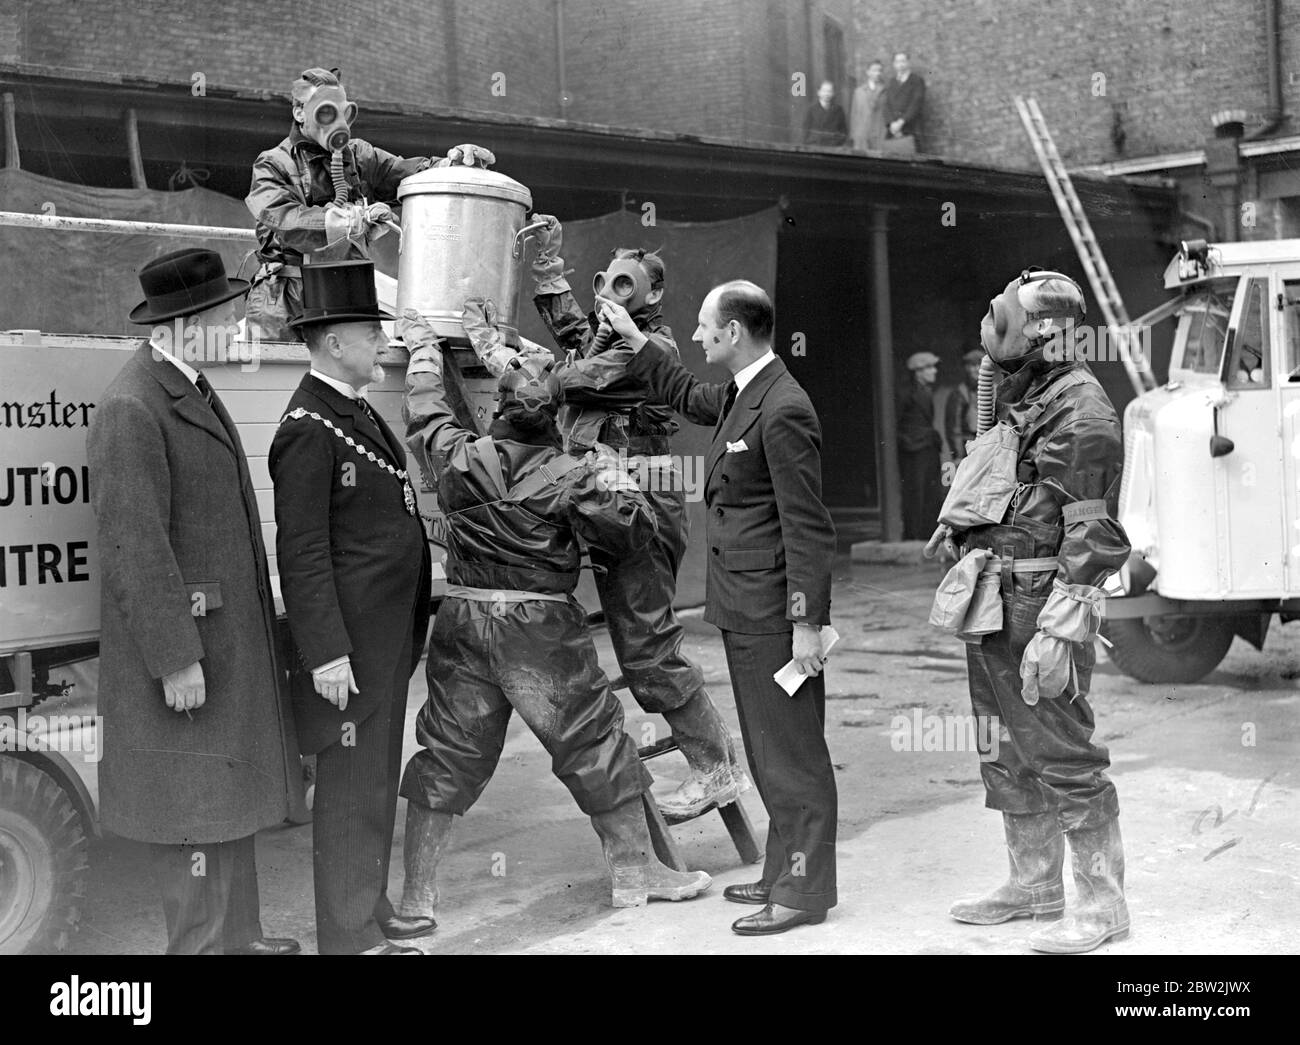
[269,260,432,954]
[897,351,943,539]
[88,248,304,955]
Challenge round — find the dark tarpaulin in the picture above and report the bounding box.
[0,169,259,336]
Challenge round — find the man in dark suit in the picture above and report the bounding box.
[269,261,432,955]
[883,51,926,150]
[803,79,849,146]
[88,248,303,956]
[601,280,838,936]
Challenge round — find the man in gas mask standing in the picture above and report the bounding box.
[926,269,1132,953]
[457,217,748,822]
[245,67,496,341]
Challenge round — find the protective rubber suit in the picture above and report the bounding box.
[928,269,1132,954]
[459,215,746,821]
[244,67,496,341]
[394,310,711,922]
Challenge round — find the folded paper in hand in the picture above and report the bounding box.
[772,626,840,696]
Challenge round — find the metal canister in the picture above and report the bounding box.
[396,166,539,345]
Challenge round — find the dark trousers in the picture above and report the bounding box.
[966,590,1120,832]
[721,629,838,912]
[311,650,410,955]
[149,833,262,955]
[900,445,943,540]
[591,473,705,715]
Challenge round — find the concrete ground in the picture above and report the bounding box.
[70,554,1300,955]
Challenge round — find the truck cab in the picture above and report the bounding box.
[1104,238,1300,681]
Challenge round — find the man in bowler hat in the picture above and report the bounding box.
[88,248,304,955]
[269,260,432,954]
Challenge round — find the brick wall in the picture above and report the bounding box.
[852,0,1300,167]
[5,0,559,118]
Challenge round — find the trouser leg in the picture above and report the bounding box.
[721,630,837,912]
[150,836,249,955]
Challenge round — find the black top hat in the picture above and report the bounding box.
[128,248,249,324]
[289,260,395,329]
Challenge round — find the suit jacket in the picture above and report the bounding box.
[87,343,303,844]
[884,74,926,137]
[269,374,431,756]
[803,101,849,146]
[627,347,834,634]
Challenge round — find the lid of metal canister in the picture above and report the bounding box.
[397,166,532,208]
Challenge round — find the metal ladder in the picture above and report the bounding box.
[1014,95,1157,395]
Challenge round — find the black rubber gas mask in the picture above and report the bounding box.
[981,269,1086,367]
[592,258,656,318]
[300,84,357,152]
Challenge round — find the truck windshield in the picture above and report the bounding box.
[1175,281,1235,375]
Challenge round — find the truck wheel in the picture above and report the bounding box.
[1102,616,1235,684]
[0,757,89,954]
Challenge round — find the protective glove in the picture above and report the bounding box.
[460,297,519,377]
[437,143,496,168]
[364,202,394,226]
[529,213,570,295]
[923,523,959,562]
[1019,632,1073,707]
[1018,578,1104,705]
[324,201,366,245]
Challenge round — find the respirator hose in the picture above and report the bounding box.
[976,354,997,435]
[591,322,614,354]
[329,149,348,206]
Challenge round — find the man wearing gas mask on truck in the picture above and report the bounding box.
[245,67,497,341]
[392,310,712,920]
[457,216,748,823]
[924,269,1132,954]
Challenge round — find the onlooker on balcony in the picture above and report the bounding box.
[803,80,848,147]
[883,52,926,155]
[849,59,888,152]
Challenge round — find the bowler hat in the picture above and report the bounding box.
[289,260,394,328]
[128,248,249,324]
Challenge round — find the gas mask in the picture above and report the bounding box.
[592,258,658,318]
[981,269,1086,368]
[497,357,563,416]
[300,84,357,153]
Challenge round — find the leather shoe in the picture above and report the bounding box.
[732,903,827,936]
[225,937,301,956]
[382,914,437,940]
[360,942,422,955]
[723,882,772,905]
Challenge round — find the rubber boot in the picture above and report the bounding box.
[657,692,750,820]
[1029,817,1130,953]
[949,812,1066,924]
[397,802,454,920]
[589,798,713,907]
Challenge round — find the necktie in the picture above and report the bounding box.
[719,381,738,425]
[194,371,218,413]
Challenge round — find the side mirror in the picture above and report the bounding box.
[1210,434,1235,458]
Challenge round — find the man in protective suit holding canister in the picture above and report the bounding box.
[245,66,496,341]
[457,215,747,821]
[392,309,712,920]
[926,268,1132,954]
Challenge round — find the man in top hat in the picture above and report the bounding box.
[245,66,498,342]
[897,350,944,540]
[268,260,432,955]
[87,248,305,955]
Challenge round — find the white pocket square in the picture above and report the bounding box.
[725,439,749,453]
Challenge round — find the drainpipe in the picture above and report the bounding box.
[556,0,570,118]
[1243,0,1284,140]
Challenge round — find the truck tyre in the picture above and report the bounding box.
[1102,616,1235,684]
[0,757,88,954]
